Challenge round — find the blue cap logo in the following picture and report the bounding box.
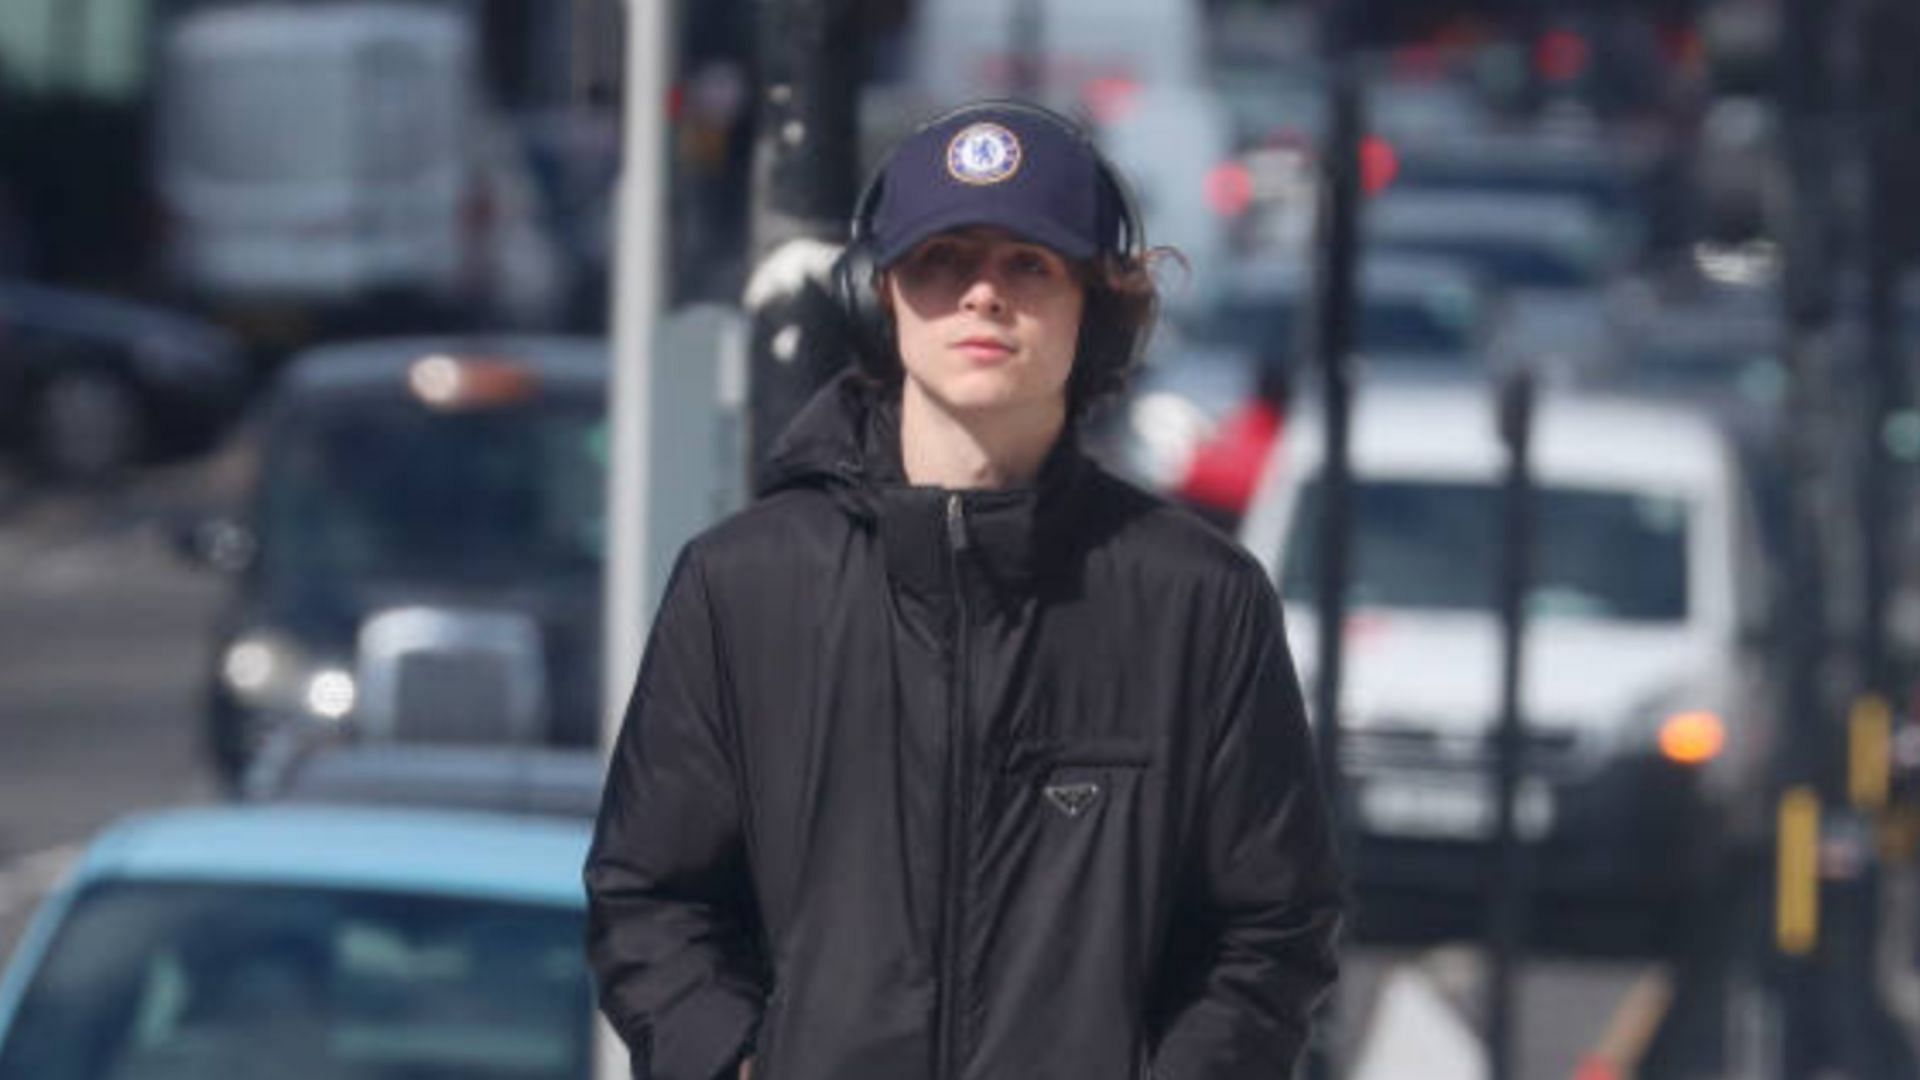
[946,122,1022,186]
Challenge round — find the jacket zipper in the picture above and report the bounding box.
[937,493,972,1080]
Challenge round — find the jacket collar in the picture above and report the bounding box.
[759,370,1090,607]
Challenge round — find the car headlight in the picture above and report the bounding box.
[303,668,357,721]
[221,637,279,694]
[221,633,356,723]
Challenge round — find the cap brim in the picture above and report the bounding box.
[874,203,1097,268]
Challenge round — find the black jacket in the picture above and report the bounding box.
[586,373,1343,1080]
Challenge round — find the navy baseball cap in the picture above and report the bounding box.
[867,103,1124,268]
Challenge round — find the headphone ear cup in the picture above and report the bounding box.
[830,243,890,371]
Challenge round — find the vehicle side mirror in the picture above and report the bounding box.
[168,516,257,575]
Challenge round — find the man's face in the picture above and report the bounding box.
[885,227,1086,419]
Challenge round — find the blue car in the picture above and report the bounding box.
[0,804,593,1080]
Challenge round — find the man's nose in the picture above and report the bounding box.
[960,274,1008,316]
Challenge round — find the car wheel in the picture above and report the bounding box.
[30,367,144,481]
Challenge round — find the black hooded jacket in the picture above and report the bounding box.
[586,373,1343,1080]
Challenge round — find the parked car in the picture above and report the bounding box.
[1209,62,1494,155]
[0,803,593,1080]
[1388,128,1676,254]
[1367,191,1630,292]
[1366,192,1634,382]
[0,280,248,479]
[178,336,607,790]
[1194,253,1491,363]
[1603,272,1788,436]
[1238,378,1776,916]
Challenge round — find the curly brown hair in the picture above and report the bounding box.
[857,246,1179,420]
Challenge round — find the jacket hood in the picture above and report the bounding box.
[757,369,901,518]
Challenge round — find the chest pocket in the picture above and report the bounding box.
[1001,737,1160,824]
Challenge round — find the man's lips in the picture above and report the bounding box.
[953,336,1014,355]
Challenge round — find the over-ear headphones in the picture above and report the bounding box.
[828,99,1152,403]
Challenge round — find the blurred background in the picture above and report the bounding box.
[3,0,1920,1077]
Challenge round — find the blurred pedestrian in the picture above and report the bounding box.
[586,100,1343,1080]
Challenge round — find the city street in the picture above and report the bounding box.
[0,462,231,957]
[0,456,1666,1077]
[4,0,1920,1075]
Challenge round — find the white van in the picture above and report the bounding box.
[156,2,476,302]
[1238,378,1775,909]
[906,0,1204,111]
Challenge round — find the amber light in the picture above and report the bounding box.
[1659,710,1726,766]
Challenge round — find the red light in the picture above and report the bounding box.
[1574,1058,1619,1080]
[1360,136,1399,196]
[1535,29,1591,83]
[1204,161,1254,218]
[1082,76,1140,126]
[1661,26,1705,73]
[1391,43,1448,80]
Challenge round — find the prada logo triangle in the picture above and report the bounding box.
[1043,781,1102,819]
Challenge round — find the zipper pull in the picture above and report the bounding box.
[945,493,970,553]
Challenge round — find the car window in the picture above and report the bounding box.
[1278,478,1690,621]
[257,398,607,589]
[1371,234,1605,290]
[1637,343,1786,408]
[0,881,589,1080]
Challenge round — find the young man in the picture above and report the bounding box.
[586,101,1343,1080]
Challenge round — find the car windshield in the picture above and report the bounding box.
[258,398,606,589]
[0,881,588,1080]
[1195,291,1480,359]
[1278,478,1690,621]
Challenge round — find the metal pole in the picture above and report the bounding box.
[1487,371,1536,1080]
[604,0,677,734]
[1007,0,1043,99]
[1308,0,1364,836]
[1858,0,1903,706]
[1303,5,1365,1076]
[599,0,676,1069]
[1829,5,1920,1073]
[1773,0,1838,1072]
[742,0,862,471]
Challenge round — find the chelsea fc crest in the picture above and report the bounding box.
[946,123,1022,186]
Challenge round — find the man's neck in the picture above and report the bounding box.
[899,381,1066,491]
